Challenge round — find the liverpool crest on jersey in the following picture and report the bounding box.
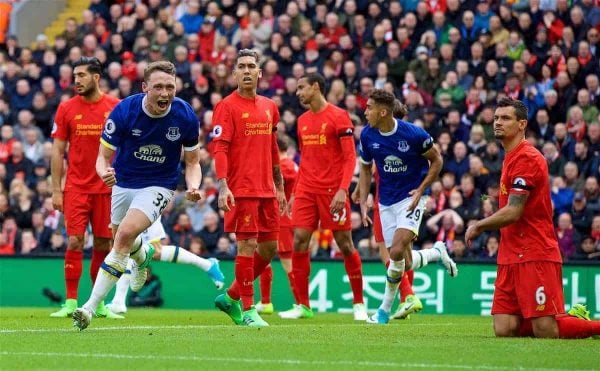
[166,127,181,141]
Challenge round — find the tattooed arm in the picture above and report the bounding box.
[465,193,528,246]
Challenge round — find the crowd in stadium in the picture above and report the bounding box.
[0,0,598,262]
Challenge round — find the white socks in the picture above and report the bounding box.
[130,243,148,266]
[160,245,211,271]
[411,248,442,270]
[83,250,128,312]
[380,259,405,313]
[110,259,133,306]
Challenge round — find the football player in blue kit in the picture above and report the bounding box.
[357,89,458,324]
[72,61,203,331]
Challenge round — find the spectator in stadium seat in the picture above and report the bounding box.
[435,71,465,109]
[573,235,600,261]
[571,191,594,237]
[468,41,486,77]
[0,125,16,164]
[168,212,195,252]
[11,79,34,114]
[582,176,600,213]
[552,175,575,218]
[553,123,576,159]
[13,110,43,143]
[185,190,212,233]
[426,207,465,251]
[178,0,203,35]
[0,216,21,255]
[6,142,34,186]
[460,10,480,45]
[197,211,223,256]
[459,172,482,220]
[481,140,503,177]
[563,161,584,191]
[571,141,592,175]
[22,129,44,164]
[574,89,599,125]
[556,212,579,261]
[479,233,499,261]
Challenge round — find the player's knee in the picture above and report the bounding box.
[493,322,518,337]
[293,231,311,251]
[531,318,559,339]
[494,326,518,337]
[67,236,85,251]
[114,228,139,251]
[388,246,405,261]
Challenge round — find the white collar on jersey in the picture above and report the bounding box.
[142,95,172,118]
[379,118,398,136]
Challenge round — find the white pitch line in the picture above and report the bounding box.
[0,351,589,371]
[0,323,456,334]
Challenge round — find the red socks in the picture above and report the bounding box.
[556,314,600,339]
[519,314,600,338]
[291,251,311,307]
[400,270,415,300]
[287,271,298,303]
[260,265,273,304]
[228,252,273,310]
[90,249,108,284]
[343,250,364,304]
[64,250,83,299]
[228,255,254,310]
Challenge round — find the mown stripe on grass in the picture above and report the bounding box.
[0,323,456,333]
[0,351,589,371]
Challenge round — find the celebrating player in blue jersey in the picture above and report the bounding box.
[72,61,203,331]
[358,89,458,324]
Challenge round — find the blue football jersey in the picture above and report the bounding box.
[101,94,200,190]
[359,119,433,206]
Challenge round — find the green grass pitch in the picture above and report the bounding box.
[0,307,597,370]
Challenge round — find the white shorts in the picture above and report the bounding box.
[141,216,167,244]
[111,185,174,227]
[379,196,428,248]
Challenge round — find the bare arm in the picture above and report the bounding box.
[50,139,67,211]
[96,143,116,187]
[465,193,528,246]
[408,144,443,210]
[183,147,202,202]
[358,162,373,226]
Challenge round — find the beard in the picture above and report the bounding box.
[77,84,96,98]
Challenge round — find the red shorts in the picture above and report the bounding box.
[292,191,351,231]
[278,226,293,259]
[492,261,565,319]
[373,202,383,243]
[224,197,280,240]
[63,192,111,238]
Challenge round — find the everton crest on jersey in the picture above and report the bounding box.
[101,94,200,190]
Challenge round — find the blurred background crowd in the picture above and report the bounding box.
[0,0,598,262]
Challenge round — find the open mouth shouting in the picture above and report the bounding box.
[157,99,170,110]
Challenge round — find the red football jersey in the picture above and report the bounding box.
[498,140,562,264]
[280,156,298,227]
[52,94,120,193]
[295,103,355,194]
[212,91,280,198]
